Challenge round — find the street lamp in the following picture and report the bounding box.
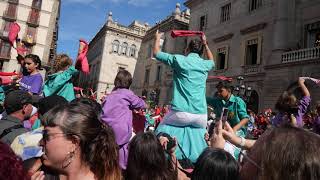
[234,76,252,103]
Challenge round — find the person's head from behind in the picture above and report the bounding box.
[70,97,102,115]
[126,132,175,180]
[4,90,33,120]
[114,70,132,90]
[53,54,72,73]
[192,148,239,180]
[24,54,42,73]
[241,126,320,180]
[275,91,298,114]
[0,141,29,180]
[37,95,68,121]
[41,103,121,179]
[216,81,233,100]
[186,38,204,56]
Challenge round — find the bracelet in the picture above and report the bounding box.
[239,137,246,147]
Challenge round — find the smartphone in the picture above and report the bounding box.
[220,107,229,127]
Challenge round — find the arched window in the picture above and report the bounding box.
[130,44,137,57]
[122,42,128,55]
[112,40,120,53]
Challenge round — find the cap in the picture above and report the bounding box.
[4,90,32,114]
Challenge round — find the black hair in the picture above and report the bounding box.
[70,97,102,115]
[216,81,233,92]
[114,70,132,90]
[188,39,204,56]
[125,132,176,180]
[192,148,239,180]
[38,95,68,116]
[24,54,42,70]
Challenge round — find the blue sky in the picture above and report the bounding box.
[57,0,186,60]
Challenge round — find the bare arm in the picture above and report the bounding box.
[222,122,256,150]
[153,30,163,56]
[233,118,249,132]
[201,34,214,61]
[298,77,310,97]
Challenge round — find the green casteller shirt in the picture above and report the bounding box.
[43,66,78,102]
[207,95,249,133]
[155,52,214,114]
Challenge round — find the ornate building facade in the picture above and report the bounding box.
[185,0,320,112]
[0,0,61,72]
[78,12,149,100]
[131,3,190,106]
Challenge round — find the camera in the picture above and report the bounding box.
[157,132,176,151]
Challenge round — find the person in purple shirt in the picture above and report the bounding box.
[272,77,311,127]
[101,70,146,170]
[19,54,43,95]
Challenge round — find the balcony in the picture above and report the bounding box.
[8,0,19,4]
[2,7,17,21]
[243,65,261,75]
[22,35,36,46]
[31,0,42,10]
[0,42,11,60]
[27,9,40,27]
[0,30,10,40]
[282,47,320,63]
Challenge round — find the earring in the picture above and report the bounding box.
[62,150,75,169]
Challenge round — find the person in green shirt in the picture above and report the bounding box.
[43,54,79,102]
[153,30,215,128]
[207,81,249,137]
[153,30,215,163]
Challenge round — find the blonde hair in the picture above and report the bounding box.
[53,54,72,73]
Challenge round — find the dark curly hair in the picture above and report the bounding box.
[25,54,42,70]
[0,141,29,180]
[188,39,204,56]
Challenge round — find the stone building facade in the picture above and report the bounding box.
[131,4,190,106]
[78,12,149,100]
[185,0,320,112]
[0,0,60,72]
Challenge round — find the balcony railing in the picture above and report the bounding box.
[3,6,17,21]
[282,47,320,63]
[243,65,260,74]
[27,9,40,27]
[22,35,36,45]
[0,30,10,39]
[8,0,19,4]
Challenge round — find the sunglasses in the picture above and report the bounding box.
[42,129,68,143]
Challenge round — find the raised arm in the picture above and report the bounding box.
[201,34,214,61]
[298,77,310,97]
[153,30,163,56]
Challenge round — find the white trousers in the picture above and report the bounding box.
[161,110,207,128]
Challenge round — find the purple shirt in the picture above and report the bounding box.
[19,73,43,95]
[313,116,320,134]
[272,96,311,127]
[101,88,146,169]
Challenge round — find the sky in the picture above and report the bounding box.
[57,0,186,60]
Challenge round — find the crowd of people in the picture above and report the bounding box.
[0,30,320,180]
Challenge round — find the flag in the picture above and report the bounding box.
[171,30,204,38]
[75,39,90,74]
[208,76,233,82]
[8,22,20,46]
